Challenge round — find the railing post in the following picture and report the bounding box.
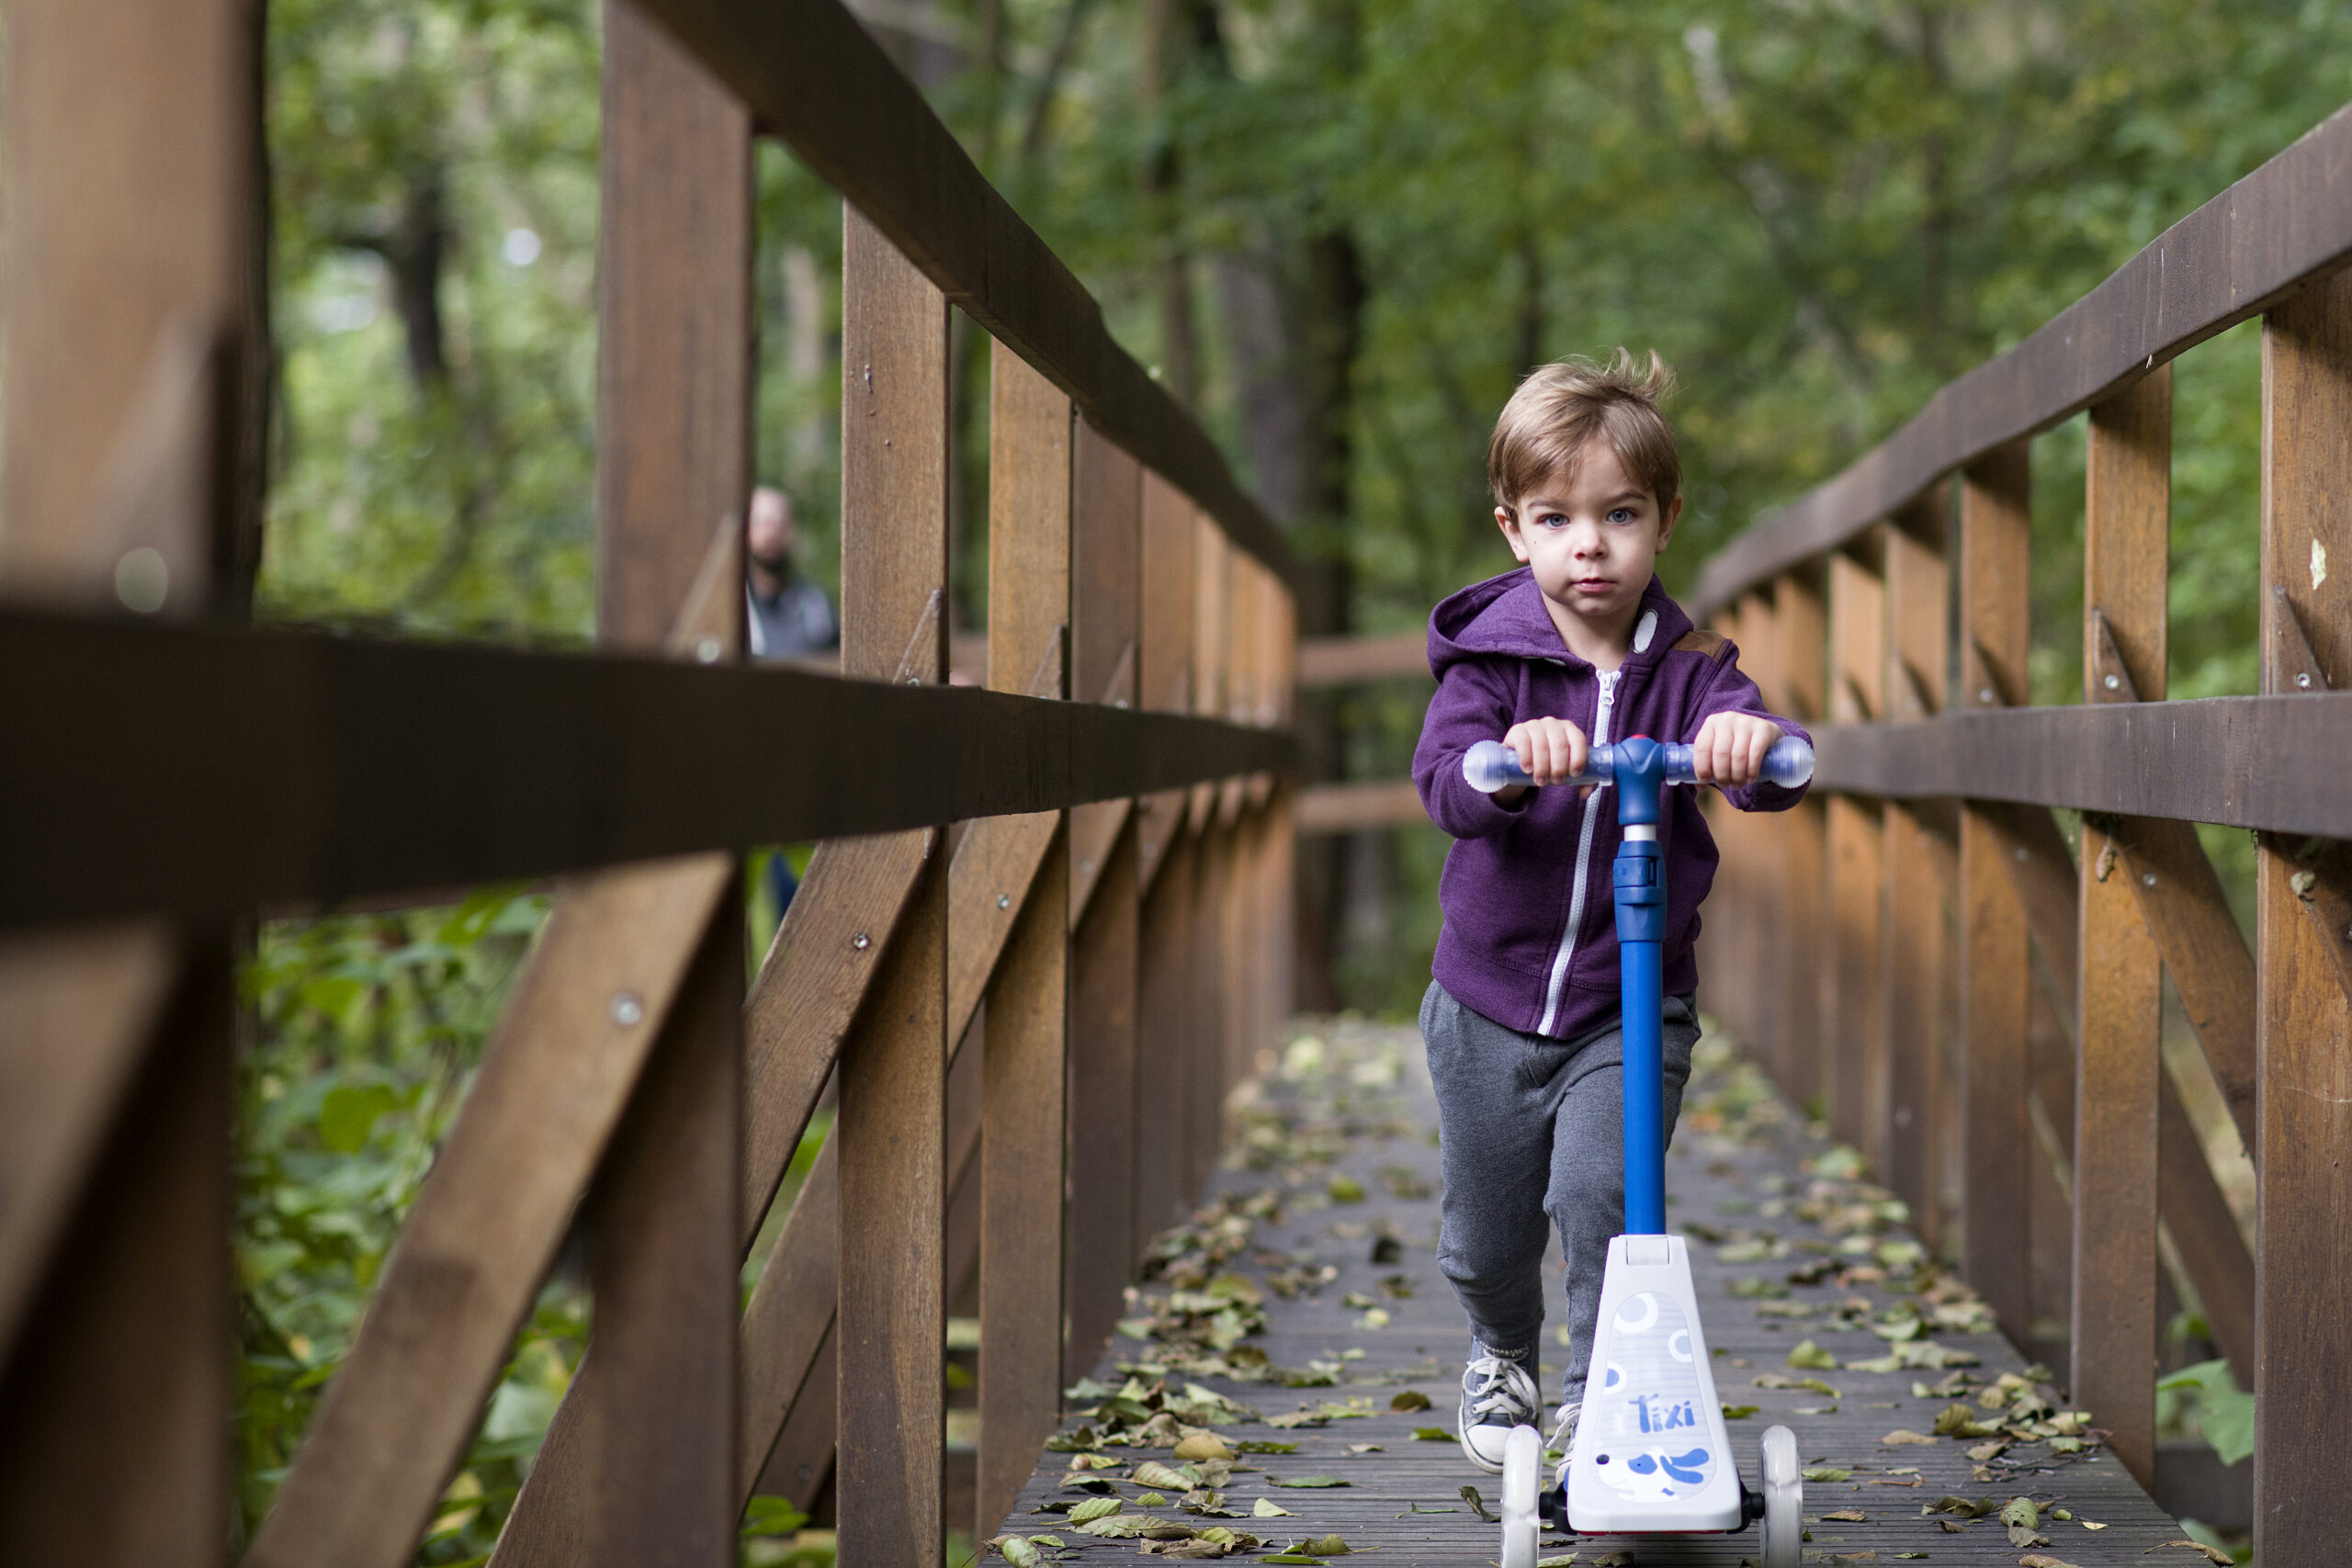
[1134,472,1199,1238]
[0,1,255,1561]
[834,205,952,1568]
[1187,513,1232,1202]
[2073,364,2169,1487]
[2254,265,2352,1562]
[978,344,1074,1530]
[1957,441,2035,1351]
[1825,547,1887,1159]
[1882,491,1951,1249]
[1772,570,1829,1110]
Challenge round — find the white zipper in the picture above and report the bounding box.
[1535,668,1622,1036]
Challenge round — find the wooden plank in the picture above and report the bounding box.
[1827,547,1884,726]
[1882,805,1949,1238]
[581,898,743,1562]
[1061,414,1143,1427]
[0,610,1296,930]
[1769,573,1829,1105]
[1135,468,1196,897]
[1295,631,1430,686]
[1692,98,2352,617]
[1957,446,2034,1348]
[1134,829,1198,1242]
[1824,795,1885,1156]
[565,16,751,1559]
[0,4,253,1561]
[1182,821,1230,1280]
[2252,265,2352,1564]
[593,0,753,655]
[2109,817,2257,1149]
[977,340,1073,1539]
[0,922,177,1360]
[1069,421,1141,919]
[979,829,1070,1532]
[2157,1070,2256,1382]
[1880,509,1946,1213]
[1807,690,2352,831]
[2019,963,2079,1379]
[1191,513,1230,830]
[253,857,730,1568]
[2065,368,2170,1489]
[1295,779,1427,833]
[0,0,254,605]
[0,942,233,1568]
[833,203,951,1568]
[617,0,1296,589]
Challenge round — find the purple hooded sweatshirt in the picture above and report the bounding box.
[1412,568,1810,1042]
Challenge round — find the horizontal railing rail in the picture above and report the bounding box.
[0,608,1291,927]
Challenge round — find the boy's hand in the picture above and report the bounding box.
[1499,716,1591,798]
[1691,711,1784,788]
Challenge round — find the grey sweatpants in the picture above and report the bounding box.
[1420,979,1700,1403]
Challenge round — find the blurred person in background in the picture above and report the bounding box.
[744,484,836,919]
[745,484,838,660]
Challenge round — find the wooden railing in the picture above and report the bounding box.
[1692,102,2352,1565]
[0,3,1297,1565]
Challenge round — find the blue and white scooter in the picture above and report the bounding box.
[1463,732,1815,1568]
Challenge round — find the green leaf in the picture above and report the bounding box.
[1253,1496,1295,1517]
[739,1495,808,1539]
[1412,1425,1454,1440]
[1721,1404,1760,1419]
[1786,1338,1838,1370]
[1801,1467,1850,1482]
[1389,1389,1432,1412]
[996,1536,1042,1568]
[1235,1440,1299,1454]
[1272,1474,1351,1487]
[1067,1497,1122,1523]
[318,1082,398,1153]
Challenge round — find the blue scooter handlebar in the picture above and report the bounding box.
[1463,734,1815,795]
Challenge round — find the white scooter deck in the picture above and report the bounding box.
[1565,1234,1744,1533]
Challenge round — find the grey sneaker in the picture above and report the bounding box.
[1458,1347,1540,1473]
[1551,1401,1581,1492]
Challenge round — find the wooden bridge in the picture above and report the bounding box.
[0,2,2346,1565]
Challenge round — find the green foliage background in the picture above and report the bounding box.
[238,0,2346,1556]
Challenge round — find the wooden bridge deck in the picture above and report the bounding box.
[990,1018,2219,1565]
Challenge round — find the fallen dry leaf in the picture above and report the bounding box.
[1821,1507,1867,1521]
[2018,1557,2086,1568]
[1881,1429,1935,1446]
[2152,1543,2232,1565]
[1389,1389,1431,1412]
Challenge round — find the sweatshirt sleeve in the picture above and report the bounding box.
[1686,639,1813,813]
[1414,657,1532,839]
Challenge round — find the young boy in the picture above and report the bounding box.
[1409,351,1810,1484]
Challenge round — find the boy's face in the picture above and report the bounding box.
[1495,439,1681,632]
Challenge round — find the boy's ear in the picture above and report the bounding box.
[1656,492,1685,551]
[1495,505,1531,562]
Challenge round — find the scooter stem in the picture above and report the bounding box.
[1611,736,1668,1236]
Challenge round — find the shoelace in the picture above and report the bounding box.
[1464,1357,1534,1423]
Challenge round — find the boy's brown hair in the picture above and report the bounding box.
[1487,349,1680,517]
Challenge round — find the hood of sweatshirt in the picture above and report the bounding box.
[1427,567,1697,682]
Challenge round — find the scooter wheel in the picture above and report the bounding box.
[1758,1425,1802,1568]
[1499,1423,1544,1568]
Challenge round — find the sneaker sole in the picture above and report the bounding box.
[1458,1424,1513,1475]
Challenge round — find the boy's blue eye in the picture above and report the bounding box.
[1608,507,1635,524]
